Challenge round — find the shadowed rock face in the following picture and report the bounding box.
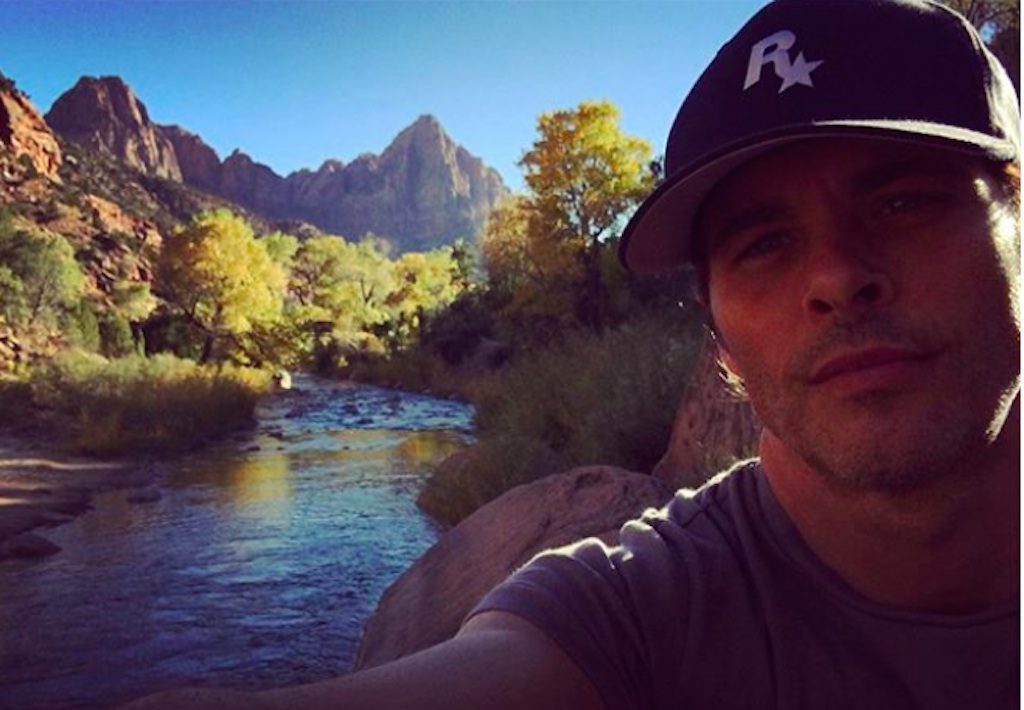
[0,73,61,181]
[46,76,181,181]
[159,124,220,192]
[47,74,509,252]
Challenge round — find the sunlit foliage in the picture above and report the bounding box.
[157,209,286,362]
[481,100,656,336]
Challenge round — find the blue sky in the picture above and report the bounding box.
[2,1,767,190]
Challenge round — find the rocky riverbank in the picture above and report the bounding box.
[0,435,166,561]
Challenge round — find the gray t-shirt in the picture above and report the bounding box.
[468,461,1018,710]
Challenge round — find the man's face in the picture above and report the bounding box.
[701,137,1020,490]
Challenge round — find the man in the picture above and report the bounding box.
[129,0,1018,707]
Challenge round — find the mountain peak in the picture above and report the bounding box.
[46,75,181,180]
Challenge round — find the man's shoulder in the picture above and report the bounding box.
[521,457,769,594]
[624,457,764,549]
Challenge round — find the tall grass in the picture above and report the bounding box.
[418,309,704,525]
[19,351,271,456]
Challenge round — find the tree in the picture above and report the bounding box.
[942,0,1019,92]
[157,210,285,363]
[521,100,655,250]
[386,248,464,347]
[482,100,656,334]
[0,214,84,330]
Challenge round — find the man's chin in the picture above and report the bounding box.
[789,416,976,493]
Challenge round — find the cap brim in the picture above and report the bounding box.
[620,121,1017,275]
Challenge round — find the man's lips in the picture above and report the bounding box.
[808,347,934,385]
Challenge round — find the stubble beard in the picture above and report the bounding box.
[742,317,1020,494]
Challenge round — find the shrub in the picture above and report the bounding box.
[418,308,704,525]
[416,435,565,527]
[97,310,136,358]
[27,351,271,456]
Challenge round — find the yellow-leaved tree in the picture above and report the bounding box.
[289,235,395,365]
[386,248,463,347]
[483,100,655,335]
[157,210,286,363]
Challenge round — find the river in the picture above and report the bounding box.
[0,376,474,709]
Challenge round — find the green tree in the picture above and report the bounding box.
[0,214,84,329]
[157,210,285,363]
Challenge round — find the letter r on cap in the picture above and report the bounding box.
[744,30,797,90]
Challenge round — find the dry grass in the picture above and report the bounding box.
[18,351,271,456]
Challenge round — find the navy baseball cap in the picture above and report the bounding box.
[619,0,1020,275]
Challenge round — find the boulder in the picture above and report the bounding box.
[354,465,672,670]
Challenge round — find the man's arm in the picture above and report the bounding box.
[122,611,605,710]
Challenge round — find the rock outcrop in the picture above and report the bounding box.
[653,335,762,490]
[354,465,672,670]
[0,72,61,181]
[45,76,182,181]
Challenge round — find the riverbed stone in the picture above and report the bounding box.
[354,465,672,670]
[0,532,61,559]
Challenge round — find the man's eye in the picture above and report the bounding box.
[874,192,949,221]
[733,233,789,264]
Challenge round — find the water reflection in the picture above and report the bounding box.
[0,378,473,709]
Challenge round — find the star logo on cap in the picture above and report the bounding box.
[744,30,824,94]
[778,51,823,93]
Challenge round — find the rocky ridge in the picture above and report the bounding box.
[47,76,509,252]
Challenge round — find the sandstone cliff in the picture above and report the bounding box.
[47,75,508,252]
[45,76,182,181]
[158,124,220,192]
[0,72,61,182]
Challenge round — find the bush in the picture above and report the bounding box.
[418,308,704,524]
[98,310,136,358]
[27,351,271,456]
[474,310,702,470]
[416,435,565,527]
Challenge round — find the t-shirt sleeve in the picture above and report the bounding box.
[464,517,693,710]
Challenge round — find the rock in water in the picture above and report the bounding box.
[354,465,671,670]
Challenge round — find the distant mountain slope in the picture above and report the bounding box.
[48,76,509,252]
[0,69,287,315]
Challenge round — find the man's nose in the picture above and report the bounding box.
[802,237,895,317]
